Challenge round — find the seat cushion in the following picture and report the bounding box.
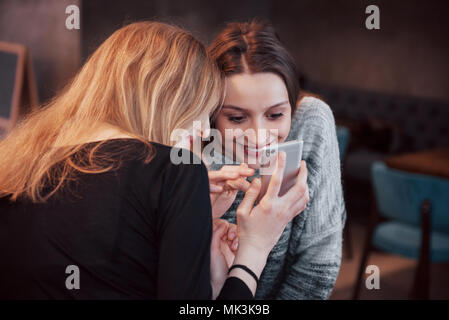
[372,221,449,262]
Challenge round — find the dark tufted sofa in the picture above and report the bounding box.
[301,81,449,222]
[303,81,449,182]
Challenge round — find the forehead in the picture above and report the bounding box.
[224,72,289,110]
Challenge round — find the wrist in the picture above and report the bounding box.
[232,242,270,278]
[210,278,225,300]
[237,240,272,260]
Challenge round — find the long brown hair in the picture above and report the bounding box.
[0,21,224,203]
[208,18,300,114]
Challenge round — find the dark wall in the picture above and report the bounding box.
[0,0,81,102]
[82,0,449,102]
[81,0,271,60]
[1,0,448,103]
[272,0,449,102]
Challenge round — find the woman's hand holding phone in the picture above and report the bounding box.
[209,153,308,298]
[230,152,309,295]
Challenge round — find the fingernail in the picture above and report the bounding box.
[233,242,238,250]
[229,232,235,239]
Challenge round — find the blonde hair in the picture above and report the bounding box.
[0,21,224,203]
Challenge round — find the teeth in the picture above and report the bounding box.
[246,146,259,152]
[240,141,276,153]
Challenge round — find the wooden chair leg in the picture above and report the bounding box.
[352,216,375,299]
[410,200,431,300]
[344,219,353,259]
[352,237,372,300]
[352,195,380,300]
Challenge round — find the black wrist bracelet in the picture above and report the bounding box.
[228,264,259,285]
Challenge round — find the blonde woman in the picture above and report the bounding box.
[0,21,299,299]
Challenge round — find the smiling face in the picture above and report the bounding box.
[214,72,292,168]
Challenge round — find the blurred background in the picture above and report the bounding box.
[0,0,448,299]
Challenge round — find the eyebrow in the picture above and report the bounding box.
[222,101,289,112]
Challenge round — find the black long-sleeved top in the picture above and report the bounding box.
[0,138,252,299]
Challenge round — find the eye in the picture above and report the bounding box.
[268,113,284,120]
[227,115,246,123]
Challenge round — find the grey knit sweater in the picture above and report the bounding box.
[209,96,346,300]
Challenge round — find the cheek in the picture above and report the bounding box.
[267,116,291,143]
[214,116,224,134]
[279,116,291,141]
[214,117,233,146]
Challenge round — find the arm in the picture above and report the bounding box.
[215,153,304,300]
[157,155,256,300]
[157,160,213,299]
[276,98,346,300]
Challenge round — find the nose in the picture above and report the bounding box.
[248,121,274,148]
[193,117,211,139]
[201,117,211,138]
[201,127,211,139]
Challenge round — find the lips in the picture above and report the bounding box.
[243,145,259,157]
[240,141,275,157]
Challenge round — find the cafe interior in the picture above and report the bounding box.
[0,0,448,299]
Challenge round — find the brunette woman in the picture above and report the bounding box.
[207,19,346,299]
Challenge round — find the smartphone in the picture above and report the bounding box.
[257,140,303,201]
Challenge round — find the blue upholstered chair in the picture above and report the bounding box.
[337,126,350,161]
[353,161,449,299]
[337,126,352,259]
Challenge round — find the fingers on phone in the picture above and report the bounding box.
[298,160,307,184]
[265,151,286,199]
[236,178,261,218]
[209,165,254,189]
[239,163,255,176]
[232,238,239,251]
[223,177,251,192]
[290,188,309,218]
[212,222,227,249]
[210,184,224,193]
[208,170,239,182]
[282,159,308,202]
[220,164,254,176]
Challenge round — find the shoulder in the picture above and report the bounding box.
[287,96,338,161]
[113,139,208,175]
[287,95,341,206]
[100,139,209,191]
[288,97,345,235]
[150,143,209,190]
[287,96,336,142]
